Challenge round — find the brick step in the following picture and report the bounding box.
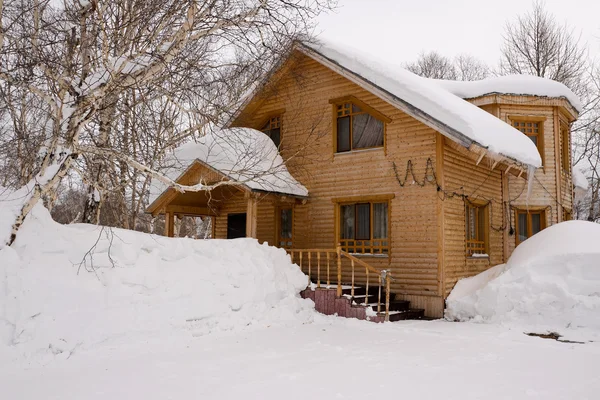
[302,284,425,322]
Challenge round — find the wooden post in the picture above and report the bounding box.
[336,244,342,297]
[164,212,175,238]
[385,271,391,322]
[246,196,258,238]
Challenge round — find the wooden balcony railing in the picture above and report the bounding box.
[287,245,392,322]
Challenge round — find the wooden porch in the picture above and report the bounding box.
[291,247,425,322]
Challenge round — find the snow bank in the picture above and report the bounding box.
[148,127,308,206]
[303,40,542,168]
[437,75,582,112]
[0,202,315,363]
[446,221,600,333]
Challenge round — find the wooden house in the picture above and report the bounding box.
[146,40,581,318]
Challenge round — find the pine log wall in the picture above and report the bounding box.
[228,53,576,318]
[233,53,445,316]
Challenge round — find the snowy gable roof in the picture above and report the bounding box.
[148,128,308,207]
[300,40,544,168]
[436,75,582,113]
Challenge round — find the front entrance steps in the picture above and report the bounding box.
[301,284,425,322]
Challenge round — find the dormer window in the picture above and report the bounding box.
[331,96,389,153]
[511,119,545,166]
[262,115,281,148]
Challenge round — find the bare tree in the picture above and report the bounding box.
[454,54,490,81]
[0,0,334,245]
[406,51,458,80]
[500,0,588,95]
[406,51,490,81]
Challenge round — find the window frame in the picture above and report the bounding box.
[465,200,489,257]
[330,96,391,155]
[276,206,294,249]
[560,121,571,174]
[259,111,284,149]
[515,208,547,245]
[334,194,394,256]
[508,116,546,168]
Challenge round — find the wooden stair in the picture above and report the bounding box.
[301,283,425,322]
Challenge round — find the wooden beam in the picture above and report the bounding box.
[475,151,486,166]
[165,205,218,216]
[164,212,175,238]
[435,133,446,298]
[246,197,258,238]
[491,160,499,171]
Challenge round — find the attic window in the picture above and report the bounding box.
[332,98,388,153]
[512,119,544,166]
[262,116,281,148]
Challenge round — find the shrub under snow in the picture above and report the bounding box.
[0,203,315,363]
[446,221,600,332]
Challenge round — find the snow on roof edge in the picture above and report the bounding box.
[436,76,582,114]
[299,41,542,169]
[147,128,309,212]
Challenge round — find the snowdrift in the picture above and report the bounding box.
[0,203,315,363]
[446,221,600,332]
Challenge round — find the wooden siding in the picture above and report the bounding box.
[498,104,572,257]
[441,138,505,297]
[233,53,444,315]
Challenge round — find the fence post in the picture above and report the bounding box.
[385,270,391,322]
[336,244,342,297]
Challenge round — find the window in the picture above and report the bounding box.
[515,209,546,244]
[339,201,389,254]
[465,202,489,256]
[561,122,570,173]
[563,208,572,221]
[512,119,544,166]
[334,100,386,153]
[278,208,293,248]
[262,116,281,148]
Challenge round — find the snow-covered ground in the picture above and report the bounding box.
[2,319,599,399]
[2,198,600,399]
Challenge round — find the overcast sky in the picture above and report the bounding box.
[317,0,600,67]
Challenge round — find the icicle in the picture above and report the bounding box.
[525,165,536,207]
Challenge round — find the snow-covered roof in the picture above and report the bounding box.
[148,128,308,207]
[436,75,582,113]
[300,39,559,168]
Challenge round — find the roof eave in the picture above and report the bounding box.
[298,44,537,172]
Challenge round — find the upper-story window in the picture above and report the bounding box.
[332,97,389,153]
[512,119,544,166]
[262,115,281,148]
[560,122,570,173]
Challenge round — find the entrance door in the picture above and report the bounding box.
[227,213,247,239]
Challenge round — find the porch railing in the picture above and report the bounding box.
[287,245,392,322]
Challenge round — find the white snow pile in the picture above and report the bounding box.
[437,75,583,112]
[446,221,600,333]
[148,127,308,206]
[572,164,589,191]
[0,201,316,363]
[302,40,543,168]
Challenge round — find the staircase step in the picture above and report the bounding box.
[369,300,410,312]
[386,309,425,321]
